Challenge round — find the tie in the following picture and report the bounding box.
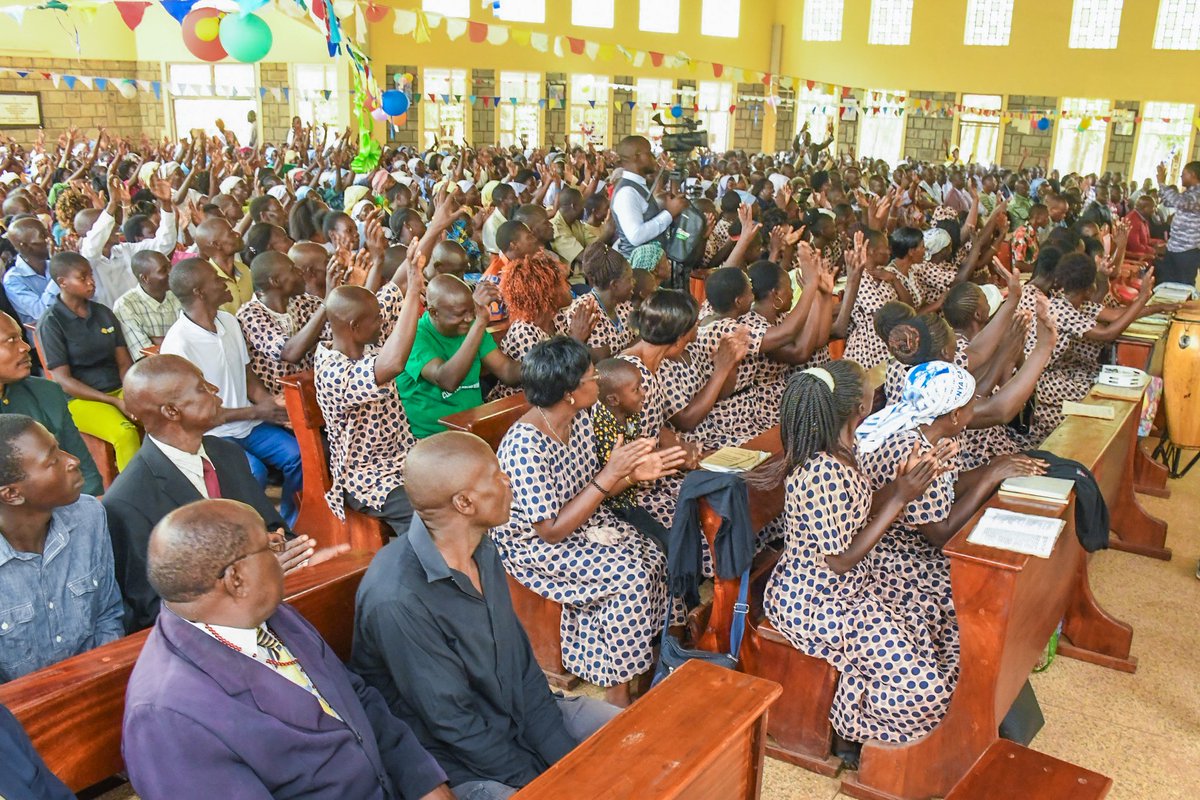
[201,457,222,499]
[256,626,341,720]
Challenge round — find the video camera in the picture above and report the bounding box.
[652,112,707,185]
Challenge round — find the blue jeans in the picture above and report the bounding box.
[223,422,302,527]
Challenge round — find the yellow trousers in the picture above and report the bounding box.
[67,389,141,471]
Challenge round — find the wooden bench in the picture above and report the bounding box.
[0,552,374,794]
[24,322,120,490]
[943,739,1112,800]
[438,390,530,447]
[280,370,391,551]
[1109,332,1170,499]
[513,659,782,800]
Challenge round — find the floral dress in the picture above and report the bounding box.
[843,273,899,370]
[492,414,669,687]
[1030,296,1101,444]
[764,453,953,742]
[690,316,770,449]
[857,429,961,682]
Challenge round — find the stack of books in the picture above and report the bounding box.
[997,475,1075,506]
[699,447,772,473]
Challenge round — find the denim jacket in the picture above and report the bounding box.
[0,496,124,683]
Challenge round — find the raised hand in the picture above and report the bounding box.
[568,295,599,342]
[472,280,501,321]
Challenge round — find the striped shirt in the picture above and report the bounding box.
[113,285,183,359]
[1159,183,1200,253]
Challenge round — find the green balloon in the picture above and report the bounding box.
[219,13,273,63]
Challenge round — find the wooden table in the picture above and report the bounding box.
[514,660,782,800]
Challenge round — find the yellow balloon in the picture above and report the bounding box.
[195,17,220,42]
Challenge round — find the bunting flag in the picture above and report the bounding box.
[158,0,196,25]
[113,0,150,30]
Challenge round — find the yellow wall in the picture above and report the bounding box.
[775,0,1200,103]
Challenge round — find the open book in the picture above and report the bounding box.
[966,508,1066,559]
[699,447,772,473]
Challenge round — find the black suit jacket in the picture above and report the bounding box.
[103,436,288,633]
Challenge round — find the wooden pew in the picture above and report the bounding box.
[513,660,782,800]
[24,322,120,490]
[439,394,579,689]
[139,344,160,359]
[943,739,1112,800]
[280,370,390,551]
[0,552,374,794]
[1110,332,1170,499]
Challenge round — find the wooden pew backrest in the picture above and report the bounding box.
[438,392,530,452]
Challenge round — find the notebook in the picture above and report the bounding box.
[966,508,1066,559]
[699,447,771,473]
[998,475,1075,505]
[1062,401,1115,420]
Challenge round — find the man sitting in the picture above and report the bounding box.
[0,311,103,494]
[103,355,336,632]
[482,220,540,279]
[121,499,453,800]
[77,175,177,307]
[397,275,520,439]
[1123,195,1163,263]
[0,415,123,683]
[160,258,302,526]
[114,251,184,360]
[2,217,57,328]
[351,432,619,798]
[193,217,253,314]
[549,187,598,288]
[481,183,516,255]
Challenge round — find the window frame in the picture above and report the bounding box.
[1130,101,1196,184]
[700,0,739,38]
[1067,0,1124,49]
[1050,97,1114,177]
[421,0,470,18]
[571,0,614,28]
[955,93,1003,166]
[496,71,543,149]
[1152,0,1200,50]
[166,63,259,144]
[567,74,611,148]
[867,0,914,45]
[963,0,1014,46]
[639,0,680,34]
[419,67,471,151]
[680,81,735,153]
[857,89,908,167]
[802,0,844,42]
[634,78,675,150]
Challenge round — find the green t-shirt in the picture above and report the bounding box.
[397,312,497,438]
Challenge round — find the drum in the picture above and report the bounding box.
[1163,308,1200,448]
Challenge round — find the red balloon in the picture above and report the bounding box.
[363,1,389,22]
[182,8,227,62]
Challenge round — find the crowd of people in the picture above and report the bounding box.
[0,114,1195,799]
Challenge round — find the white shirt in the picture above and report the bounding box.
[610,172,672,251]
[481,208,507,255]
[80,209,177,307]
[161,310,260,440]
[147,435,213,498]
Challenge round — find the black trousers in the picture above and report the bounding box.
[1157,248,1200,288]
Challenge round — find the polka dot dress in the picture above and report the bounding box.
[912,260,958,309]
[569,295,636,356]
[492,413,669,687]
[843,273,899,370]
[237,294,328,397]
[763,453,952,743]
[743,310,794,432]
[488,320,552,401]
[690,316,770,449]
[1030,296,1101,444]
[857,429,961,683]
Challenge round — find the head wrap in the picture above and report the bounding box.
[344,184,369,211]
[295,185,313,201]
[855,361,976,453]
[158,162,182,179]
[138,162,161,187]
[506,181,528,196]
[267,185,290,202]
[391,171,413,188]
[456,179,475,195]
[735,189,757,207]
[219,176,245,195]
[371,170,393,195]
[350,198,375,220]
[630,242,665,271]
[981,284,1004,317]
[480,179,501,206]
[923,227,952,258]
[407,157,422,171]
[0,171,19,187]
[767,173,789,193]
[47,182,69,209]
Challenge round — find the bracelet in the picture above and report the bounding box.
[590,479,612,496]
[623,476,637,488]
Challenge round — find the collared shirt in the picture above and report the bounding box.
[549,210,598,274]
[611,172,672,255]
[350,517,576,789]
[237,294,327,396]
[0,496,124,683]
[2,256,59,328]
[481,208,507,255]
[79,209,177,307]
[1159,182,1200,253]
[147,435,212,498]
[314,343,414,519]
[0,377,103,496]
[1007,194,1034,228]
[211,259,254,315]
[1123,209,1156,258]
[36,298,127,393]
[161,310,260,439]
[113,285,183,359]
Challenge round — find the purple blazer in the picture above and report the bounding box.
[122,602,446,800]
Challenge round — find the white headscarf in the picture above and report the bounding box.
[267,185,290,202]
[219,176,245,195]
[855,361,976,453]
[923,227,952,259]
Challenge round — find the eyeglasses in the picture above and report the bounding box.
[215,539,281,579]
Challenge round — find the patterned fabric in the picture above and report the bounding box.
[843,273,898,369]
[689,316,769,449]
[1010,223,1040,265]
[763,453,952,742]
[446,218,483,269]
[742,310,793,430]
[912,260,958,308]
[856,361,975,453]
[313,343,415,520]
[1030,296,1101,443]
[488,320,554,401]
[592,404,642,509]
[237,294,327,397]
[707,219,733,263]
[492,416,668,687]
[883,262,923,308]
[857,429,961,682]
[256,626,341,720]
[112,287,182,359]
[568,295,635,357]
[375,282,406,341]
[1159,183,1200,252]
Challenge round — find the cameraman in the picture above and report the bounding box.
[611,136,688,258]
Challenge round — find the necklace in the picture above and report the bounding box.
[536,407,569,447]
[204,624,299,668]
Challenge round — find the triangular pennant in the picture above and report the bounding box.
[492,96,500,106]
[467,20,488,43]
[538,98,546,108]
[159,0,197,25]
[0,6,25,24]
[392,8,417,35]
[597,43,615,60]
[428,93,437,102]
[78,76,93,90]
[649,51,664,67]
[322,89,332,100]
[584,41,600,60]
[511,28,530,46]
[713,63,724,78]
[63,75,77,90]
[530,31,549,52]
[632,50,646,68]
[566,36,586,55]
[282,87,289,101]
[260,86,268,98]
[482,96,491,108]
[468,95,476,104]
[454,95,462,103]
[588,100,596,108]
[114,0,150,30]
[651,102,658,110]
[510,97,518,106]
[270,87,282,101]
[627,101,636,111]
[15,71,27,78]
[414,11,432,43]
[441,94,450,103]
[553,35,564,58]
[94,78,108,91]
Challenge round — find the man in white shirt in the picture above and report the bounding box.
[610,136,687,258]
[160,258,302,527]
[78,176,177,307]
[481,184,516,255]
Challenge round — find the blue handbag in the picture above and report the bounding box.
[651,567,751,687]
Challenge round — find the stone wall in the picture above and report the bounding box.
[611,75,634,142]
[774,89,796,153]
[904,91,955,164]
[544,72,566,147]
[470,68,495,147]
[1000,94,1057,169]
[257,62,291,145]
[1105,100,1139,177]
[837,91,859,154]
[731,83,764,153]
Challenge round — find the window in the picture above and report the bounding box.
[868,0,913,45]
[293,64,339,129]
[493,0,544,23]
[956,94,1002,165]
[1153,0,1200,50]
[1068,0,1123,49]
[634,78,674,149]
[682,82,734,153]
[639,0,679,33]
[168,63,256,144]
[572,0,614,28]
[857,90,907,166]
[1132,102,1196,183]
[567,74,610,148]
[498,71,541,148]
[802,0,843,41]
[794,84,839,146]
[421,68,469,150]
[1053,98,1112,176]
[963,0,1013,45]
[701,0,739,38]
[421,0,469,17]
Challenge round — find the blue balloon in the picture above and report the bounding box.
[1037,117,1050,131]
[670,104,683,118]
[382,90,409,117]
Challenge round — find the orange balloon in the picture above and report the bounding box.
[393,112,408,126]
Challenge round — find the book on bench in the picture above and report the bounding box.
[700,447,771,473]
[998,475,1075,506]
[966,508,1066,559]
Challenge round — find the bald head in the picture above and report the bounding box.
[122,354,206,425]
[325,284,378,329]
[7,216,46,245]
[168,256,214,301]
[195,217,232,249]
[429,240,468,278]
[250,251,293,293]
[425,273,472,309]
[404,432,495,513]
[148,499,261,604]
[73,207,103,239]
[617,135,650,162]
